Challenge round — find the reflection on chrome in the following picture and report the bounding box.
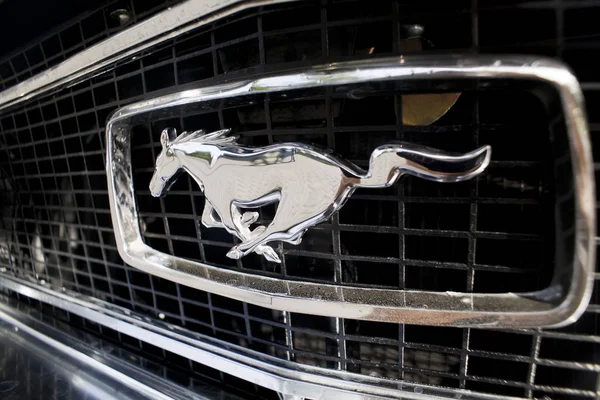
[150,127,491,263]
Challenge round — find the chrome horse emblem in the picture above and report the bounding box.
[150,128,491,263]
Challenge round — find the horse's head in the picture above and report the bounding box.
[150,128,182,197]
[150,127,238,197]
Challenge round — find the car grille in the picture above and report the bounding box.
[0,0,599,398]
[0,0,184,92]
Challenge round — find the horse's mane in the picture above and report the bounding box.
[171,129,239,146]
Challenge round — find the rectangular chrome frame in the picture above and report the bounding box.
[106,55,594,328]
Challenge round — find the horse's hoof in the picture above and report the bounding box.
[226,248,242,259]
[241,211,259,226]
[259,246,281,263]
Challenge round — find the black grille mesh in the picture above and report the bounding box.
[0,1,599,398]
[0,0,183,91]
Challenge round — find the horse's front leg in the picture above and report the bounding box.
[200,201,223,228]
[226,195,306,263]
[230,206,259,234]
[228,204,281,263]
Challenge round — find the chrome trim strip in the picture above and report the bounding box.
[0,0,295,112]
[106,56,595,328]
[0,273,518,400]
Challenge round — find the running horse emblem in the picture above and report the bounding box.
[150,128,491,263]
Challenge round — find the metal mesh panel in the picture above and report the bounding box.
[0,0,599,398]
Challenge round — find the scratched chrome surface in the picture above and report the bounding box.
[149,127,490,263]
[106,55,595,327]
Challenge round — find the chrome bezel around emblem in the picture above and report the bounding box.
[106,56,595,327]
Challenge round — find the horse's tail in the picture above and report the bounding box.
[356,143,491,188]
